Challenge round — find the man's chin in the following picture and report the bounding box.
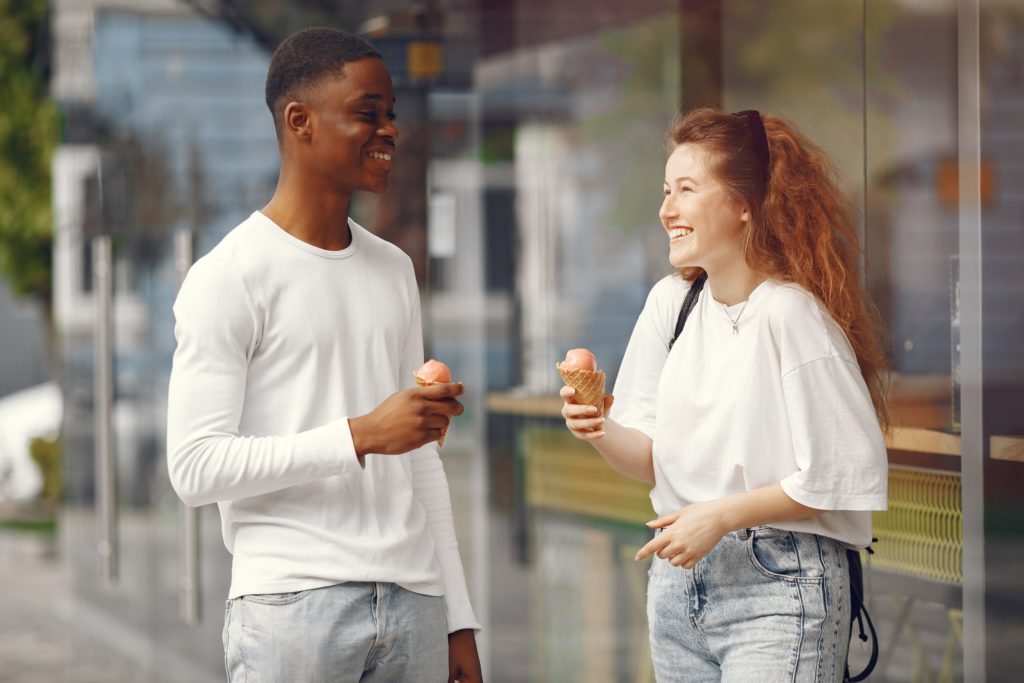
[363,177,389,194]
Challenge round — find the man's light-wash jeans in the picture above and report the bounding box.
[223,581,448,682]
[647,527,851,682]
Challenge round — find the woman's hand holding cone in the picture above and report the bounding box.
[557,347,611,441]
[560,385,614,441]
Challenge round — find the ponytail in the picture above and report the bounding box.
[668,108,890,431]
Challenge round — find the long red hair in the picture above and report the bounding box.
[668,107,890,430]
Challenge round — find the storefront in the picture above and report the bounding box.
[50,0,1023,680]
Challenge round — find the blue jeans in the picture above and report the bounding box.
[647,527,850,682]
[223,582,448,682]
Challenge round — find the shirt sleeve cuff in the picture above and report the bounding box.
[293,418,364,475]
[334,418,364,471]
[445,597,482,634]
[436,551,481,633]
[780,476,888,511]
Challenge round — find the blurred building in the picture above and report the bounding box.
[0,282,47,399]
[48,0,1024,681]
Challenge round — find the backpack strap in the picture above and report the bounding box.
[669,272,708,350]
[845,543,879,682]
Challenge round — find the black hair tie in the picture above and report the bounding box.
[733,109,771,183]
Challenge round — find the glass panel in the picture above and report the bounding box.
[56,9,272,680]
[863,1,960,436]
[977,1,1024,679]
[45,2,1024,682]
[860,1,966,678]
[465,4,683,677]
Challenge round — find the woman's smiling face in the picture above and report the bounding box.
[659,143,749,271]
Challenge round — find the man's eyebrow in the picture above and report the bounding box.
[352,93,396,105]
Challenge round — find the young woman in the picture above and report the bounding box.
[560,108,889,682]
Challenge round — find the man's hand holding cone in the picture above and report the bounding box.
[413,359,456,446]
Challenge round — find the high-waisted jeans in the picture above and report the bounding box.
[223,581,448,683]
[647,527,851,682]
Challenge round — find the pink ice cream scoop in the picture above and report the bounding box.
[561,348,597,372]
[414,359,452,384]
[556,347,605,413]
[413,359,454,446]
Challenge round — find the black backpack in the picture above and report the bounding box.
[668,272,878,681]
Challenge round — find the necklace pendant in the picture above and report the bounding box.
[732,324,739,335]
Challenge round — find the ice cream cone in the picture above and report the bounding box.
[414,374,450,446]
[556,363,607,414]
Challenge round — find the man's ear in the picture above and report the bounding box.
[283,101,312,142]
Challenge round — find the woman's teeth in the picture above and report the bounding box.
[670,227,692,238]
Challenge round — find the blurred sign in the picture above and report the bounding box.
[429,191,457,258]
[374,37,445,86]
[937,157,994,207]
[408,41,444,80]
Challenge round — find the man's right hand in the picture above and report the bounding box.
[349,383,465,457]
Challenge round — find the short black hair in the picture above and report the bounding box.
[265,27,381,137]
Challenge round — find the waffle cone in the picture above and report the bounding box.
[414,375,450,446]
[556,363,606,414]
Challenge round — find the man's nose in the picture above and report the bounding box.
[378,119,399,143]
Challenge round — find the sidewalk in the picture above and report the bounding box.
[0,528,136,683]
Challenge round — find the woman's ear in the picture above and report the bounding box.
[739,207,751,225]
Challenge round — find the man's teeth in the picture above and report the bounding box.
[369,151,392,161]
[670,227,693,238]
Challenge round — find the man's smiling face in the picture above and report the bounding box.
[300,57,398,194]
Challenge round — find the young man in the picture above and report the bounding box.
[167,27,482,682]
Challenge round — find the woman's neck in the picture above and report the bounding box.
[705,262,766,306]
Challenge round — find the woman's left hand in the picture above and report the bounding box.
[635,500,729,568]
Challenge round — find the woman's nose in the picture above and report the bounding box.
[659,196,675,222]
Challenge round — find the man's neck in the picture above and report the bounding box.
[261,166,354,251]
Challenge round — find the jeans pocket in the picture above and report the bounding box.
[747,529,823,583]
[242,589,313,606]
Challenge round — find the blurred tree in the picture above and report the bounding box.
[0,0,61,338]
[29,436,62,513]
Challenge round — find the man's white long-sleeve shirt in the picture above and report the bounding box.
[167,210,479,632]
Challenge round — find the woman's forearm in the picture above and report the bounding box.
[715,483,822,531]
[638,482,826,564]
[590,419,655,484]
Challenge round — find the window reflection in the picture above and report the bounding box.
[37,0,1023,680]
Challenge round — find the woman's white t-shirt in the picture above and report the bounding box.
[610,274,888,547]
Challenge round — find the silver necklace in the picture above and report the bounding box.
[722,300,749,335]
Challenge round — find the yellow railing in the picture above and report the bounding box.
[871,465,963,584]
[521,427,654,526]
[524,427,964,586]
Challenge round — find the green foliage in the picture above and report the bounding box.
[582,14,682,234]
[29,435,62,505]
[0,518,56,534]
[0,0,62,300]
